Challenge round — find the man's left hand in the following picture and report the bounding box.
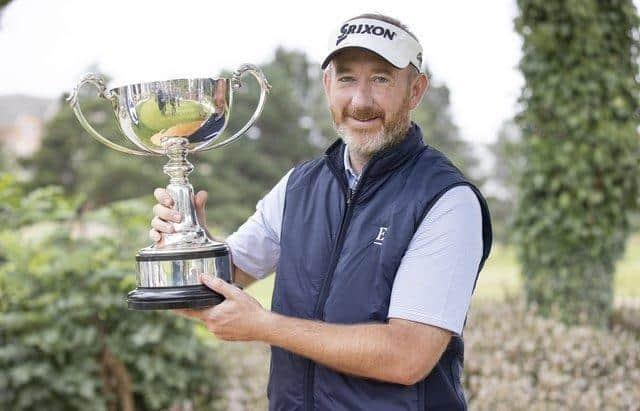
[173,273,270,341]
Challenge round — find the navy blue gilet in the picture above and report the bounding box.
[268,123,492,411]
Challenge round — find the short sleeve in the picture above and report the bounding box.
[226,169,293,279]
[387,185,483,335]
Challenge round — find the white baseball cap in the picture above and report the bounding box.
[321,16,423,72]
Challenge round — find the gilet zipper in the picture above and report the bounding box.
[303,158,365,411]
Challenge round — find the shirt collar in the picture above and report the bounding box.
[343,145,360,182]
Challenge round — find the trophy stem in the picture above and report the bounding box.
[160,138,207,248]
[163,138,193,184]
[129,135,233,309]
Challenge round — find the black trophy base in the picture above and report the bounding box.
[126,285,224,310]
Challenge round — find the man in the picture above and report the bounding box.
[150,13,492,411]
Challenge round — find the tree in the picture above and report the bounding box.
[195,48,322,230]
[411,72,480,178]
[513,0,640,326]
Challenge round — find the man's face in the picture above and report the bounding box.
[323,48,425,158]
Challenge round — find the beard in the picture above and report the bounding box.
[331,94,412,160]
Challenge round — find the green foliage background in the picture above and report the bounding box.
[0,174,223,410]
[513,0,640,326]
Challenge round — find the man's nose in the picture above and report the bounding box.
[351,82,374,107]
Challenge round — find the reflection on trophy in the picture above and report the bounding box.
[67,64,271,310]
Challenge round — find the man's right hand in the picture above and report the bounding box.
[150,188,208,245]
[150,189,256,288]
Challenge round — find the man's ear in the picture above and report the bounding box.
[409,73,429,110]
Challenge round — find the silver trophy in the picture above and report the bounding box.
[67,64,270,310]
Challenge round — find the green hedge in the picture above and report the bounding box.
[464,298,640,410]
[0,175,223,410]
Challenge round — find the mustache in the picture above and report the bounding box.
[344,105,384,121]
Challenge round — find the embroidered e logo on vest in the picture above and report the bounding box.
[373,227,388,246]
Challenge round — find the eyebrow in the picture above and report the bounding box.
[334,64,395,76]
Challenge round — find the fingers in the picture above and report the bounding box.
[153,203,181,224]
[154,188,174,207]
[150,189,181,244]
[194,190,208,210]
[151,216,175,234]
[194,190,208,227]
[149,228,162,243]
[199,273,241,299]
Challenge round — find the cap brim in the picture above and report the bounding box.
[320,46,406,70]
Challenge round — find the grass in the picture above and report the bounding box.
[615,234,640,298]
[473,241,522,300]
[245,274,275,309]
[245,233,640,308]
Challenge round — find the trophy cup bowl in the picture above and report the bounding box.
[67,64,271,310]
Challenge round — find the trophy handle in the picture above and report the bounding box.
[199,63,271,151]
[66,73,151,156]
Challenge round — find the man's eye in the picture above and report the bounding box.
[338,77,355,83]
[374,76,390,84]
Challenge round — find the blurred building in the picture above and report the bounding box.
[0,94,56,159]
